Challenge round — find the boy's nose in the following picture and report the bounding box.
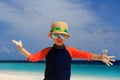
[58,35,61,39]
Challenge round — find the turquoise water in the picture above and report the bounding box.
[0,62,45,72]
[0,61,120,78]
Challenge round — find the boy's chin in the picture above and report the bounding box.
[55,43,64,46]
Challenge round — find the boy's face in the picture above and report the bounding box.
[50,33,68,46]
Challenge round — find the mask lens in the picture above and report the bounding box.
[52,33,57,39]
[59,34,66,39]
[52,33,66,39]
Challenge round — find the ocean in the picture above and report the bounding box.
[0,60,120,80]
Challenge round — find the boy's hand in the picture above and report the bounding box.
[12,40,23,49]
[101,50,115,66]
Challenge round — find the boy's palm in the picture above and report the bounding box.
[12,40,23,48]
[101,50,115,66]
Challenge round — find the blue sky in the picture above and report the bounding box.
[0,0,120,60]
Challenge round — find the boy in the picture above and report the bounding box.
[12,21,115,80]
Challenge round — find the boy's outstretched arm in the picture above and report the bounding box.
[12,40,30,58]
[91,50,115,66]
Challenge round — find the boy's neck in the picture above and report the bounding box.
[53,44,65,49]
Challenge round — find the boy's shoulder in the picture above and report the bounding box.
[65,46,76,49]
[43,47,52,50]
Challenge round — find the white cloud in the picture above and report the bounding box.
[0,0,97,37]
[0,47,10,53]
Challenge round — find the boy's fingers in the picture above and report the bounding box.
[106,63,110,66]
[110,59,115,62]
[108,61,113,66]
[103,50,108,55]
[12,40,19,45]
[19,40,22,44]
[12,40,17,44]
[109,56,115,59]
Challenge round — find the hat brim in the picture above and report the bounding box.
[48,32,71,38]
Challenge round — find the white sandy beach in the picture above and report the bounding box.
[0,71,119,80]
[0,71,43,80]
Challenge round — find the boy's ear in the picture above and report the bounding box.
[66,35,70,39]
[48,33,52,38]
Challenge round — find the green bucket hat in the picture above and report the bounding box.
[48,21,71,38]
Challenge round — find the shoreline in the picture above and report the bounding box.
[0,60,119,66]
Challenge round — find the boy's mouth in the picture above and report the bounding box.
[57,41,62,43]
[57,40,62,43]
